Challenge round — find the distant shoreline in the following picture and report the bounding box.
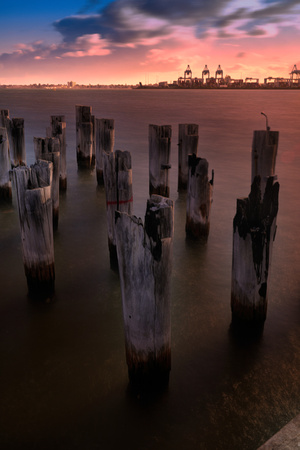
[0,84,300,90]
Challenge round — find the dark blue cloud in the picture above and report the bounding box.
[53,0,300,47]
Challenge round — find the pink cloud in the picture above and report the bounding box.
[61,34,111,57]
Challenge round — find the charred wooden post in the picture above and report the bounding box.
[178,123,199,191]
[47,115,67,191]
[34,137,60,230]
[186,153,214,240]
[11,118,26,166]
[231,122,279,329]
[231,176,279,328]
[103,150,133,269]
[11,161,55,299]
[115,195,174,389]
[0,127,12,200]
[95,118,115,185]
[76,105,94,168]
[149,124,172,197]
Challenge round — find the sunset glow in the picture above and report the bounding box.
[1,0,300,85]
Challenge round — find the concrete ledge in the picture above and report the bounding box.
[258,413,300,449]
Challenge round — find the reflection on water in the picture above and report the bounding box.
[0,89,300,449]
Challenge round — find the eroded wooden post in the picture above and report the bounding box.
[186,154,214,240]
[47,115,67,191]
[95,118,115,185]
[231,124,279,329]
[11,161,55,299]
[0,127,12,200]
[34,137,60,230]
[149,124,172,197]
[76,105,94,168]
[115,195,173,389]
[11,118,26,166]
[178,123,199,191]
[103,150,133,269]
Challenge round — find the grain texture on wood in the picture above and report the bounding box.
[95,118,115,185]
[149,124,172,197]
[103,150,132,269]
[178,123,199,191]
[0,127,12,200]
[11,161,55,299]
[115,195,173,388]
[186,154,214,240]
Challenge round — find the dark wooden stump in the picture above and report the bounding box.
[115,195,173,389]
[149,124,172,197]
[186,153,214,240]
[11,118,26,166]
[34,137,60,230]
[231,125,279,329]
[11,161,55,300]
[0,127,12,201]
[231,176,279,328]
[76,105,95,168]
[95,118,115,185]
[47,115,67,191]
[178,123,199,191]
[103,150,133,269]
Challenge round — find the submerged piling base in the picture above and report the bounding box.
[0,185,12,201]
[25,263,55,300]
[127,347,171,390]
[185,217,210,241]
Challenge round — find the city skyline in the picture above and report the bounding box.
[1,0,300,86]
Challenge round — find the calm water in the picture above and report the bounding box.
[0,89,300,449]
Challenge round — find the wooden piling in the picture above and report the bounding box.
[76,105,94,168]
[11,160,55,299]
[103,150,133,269]
[186,153,214,240]
[0,110,13,160]
[251,129,279,194]
[47,115,67,190]
[34,137,60,230]
[0,127,12,200]
[115,195,174,388]
[231,127,279,329]
[11,118,26,166]
[149,124,172,197]
[178,123,199,191]
[95,118,115,185]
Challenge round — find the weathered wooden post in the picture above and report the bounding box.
[0,127,12,200]
[0,110,13,159]
[11,160,55,299]
[186,153,214,240]
[103,150,133,269]
[47,115,67,190]
[11,118,26,166]
[91,114,96,166]
[95,118,115,185]
[178,123,199,191]
[251,128,279,194]
[149,124,172,197]
[115,195,174,389]
[34,137,60,230]
[76,105,94,168]
[231,120,279,329]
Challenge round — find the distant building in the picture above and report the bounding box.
[67,81,76,88]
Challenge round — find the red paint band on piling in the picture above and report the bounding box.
[106,196,133,206]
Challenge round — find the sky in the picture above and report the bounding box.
[1,0,300,85]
